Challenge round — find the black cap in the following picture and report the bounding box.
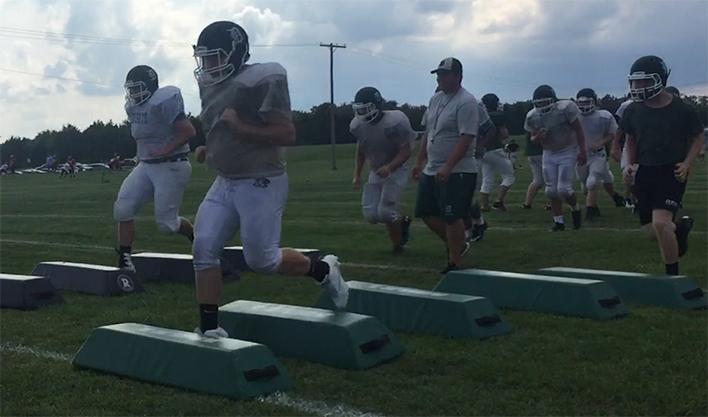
[431,57,463,75]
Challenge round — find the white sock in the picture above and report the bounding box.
[553,215,564,224]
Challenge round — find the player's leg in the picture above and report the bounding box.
[543,152,564,230]
[379,168,410,252]
[494,150,515,210]
[557,149,581,229]
[151,160,194,240]
[524,155,543,208]
[113,163,154,271]
[192,177,240,336]
[479,153,494,211]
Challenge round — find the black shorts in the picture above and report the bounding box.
[634,164,687,225]
[415,173,477,224]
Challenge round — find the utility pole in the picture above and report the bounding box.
[320,42,346,170]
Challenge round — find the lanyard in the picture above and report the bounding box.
[432,89,461,133]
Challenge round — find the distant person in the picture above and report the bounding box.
[350,86,415,254]
[478,93,515,212]
[8,154,16,174]
[574,88,625,221]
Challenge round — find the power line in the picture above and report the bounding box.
[0,26,318,48]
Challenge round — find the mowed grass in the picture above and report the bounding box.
[1,141,706,416]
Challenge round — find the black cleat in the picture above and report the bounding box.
[522,203,532,209]
[469,222,488,242]
[585,206,600,222]
[440,263,459,275]
[612,193,625,207]
[550,222,565,232]
[676,216,694,257]
[571,209,582,229]
[492,201,507,212]
[400,216,412,247]
[116,249,136,273]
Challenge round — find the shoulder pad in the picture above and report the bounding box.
[235,62,287,87]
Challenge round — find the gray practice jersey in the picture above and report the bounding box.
[423,87,479,175]
[615,99,633,120]
[578,109,617,150]
[350,110,416,170]
[524,99,581,152]
[125,86,189,161]
[199,62,290,179]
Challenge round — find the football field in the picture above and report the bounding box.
[1,142,706,416]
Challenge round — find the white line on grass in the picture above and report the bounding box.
[2,217,704,235]
[0,342,383,417]
[342,262,438,273]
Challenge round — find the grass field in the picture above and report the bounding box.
[1,141,706,416]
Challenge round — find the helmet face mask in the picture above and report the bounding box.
[193,45,236,86]
[533,98,555,113]
[628,72,663,102]
[353,86,384,124]
[352,102,380,123]
[532,85,557,114]
[124,80,151,105]
[627,55,670,102]
[576,97,595,114]
[194,22,250,87]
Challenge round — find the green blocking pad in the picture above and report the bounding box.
[314,281,511,339]
[538,267,707,310]
[434,269,628,320]
[73,323,291,400]
[219,301,404,369]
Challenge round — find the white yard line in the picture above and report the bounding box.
[0,342,383,417]
[4,216,704,235]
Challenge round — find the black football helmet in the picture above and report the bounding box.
[628,55,670,102]
[193,21,250,86]
[125,65,158,105]
[482,93,502,112]
[353,86,384,123]
[576,88,597,114]
[532,84,557,114]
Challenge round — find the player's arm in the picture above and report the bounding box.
[386,142,412,172]
[611,128,624,162]
[570,118,588,164]
[173,117,196,147]
[353,143,366,190]
[412,132,428,180]
[221,109,296,146]
[674,132,704,182]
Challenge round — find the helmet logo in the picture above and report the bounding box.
[228,27,244,45]
[147,69,157,81]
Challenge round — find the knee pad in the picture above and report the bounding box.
[501,174,515,188]
[362,207,379,224]
[545,186,558,199]
[113,199,137,222]
[192,235,221,272]
[377,205,399,224]
[244,248,282,274]
[558,186,575,200]
[156,218,180,234]
[586,175,600,191]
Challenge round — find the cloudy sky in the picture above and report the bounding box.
[0,0,706,140]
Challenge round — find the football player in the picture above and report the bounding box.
[191,21,348,337]
[524,85,588,231]
[478,93,515,212]
[575,88,625,221]
[350,87,415,254]
[113,65,196,271]
[622,55,703,275]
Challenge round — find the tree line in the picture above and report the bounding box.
[1,95,706,169]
